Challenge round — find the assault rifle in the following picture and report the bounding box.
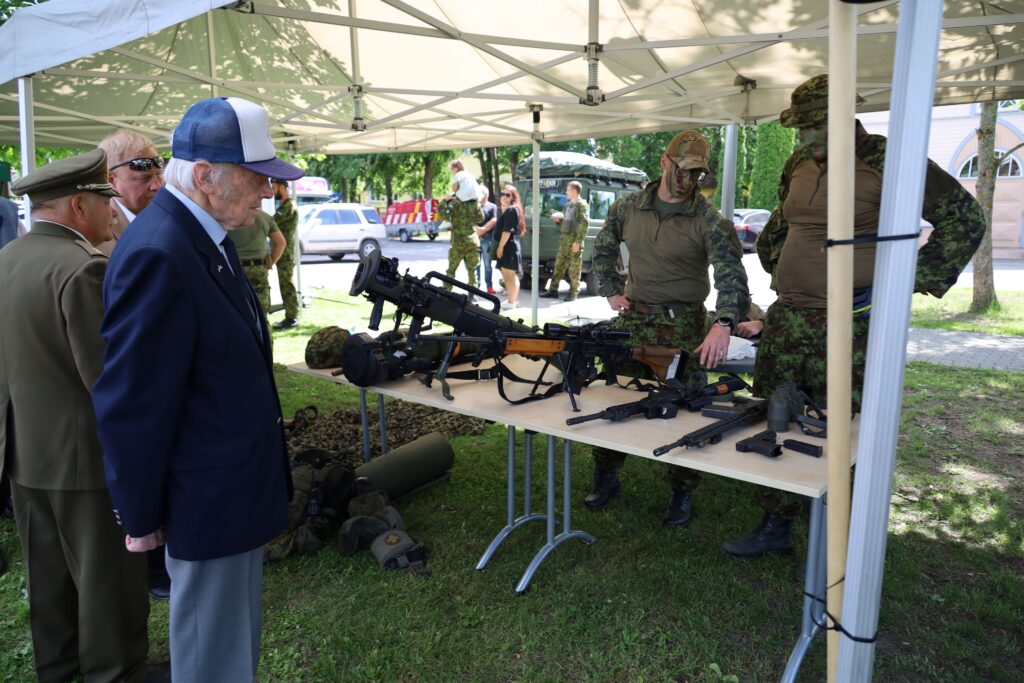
[565,376,748,425]
[653,398,768,456]
[349,250,533,344]
[420,322,685,411]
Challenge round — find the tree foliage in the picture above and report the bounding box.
[748,122,795,210]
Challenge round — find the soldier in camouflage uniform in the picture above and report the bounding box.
[723,74,985,558]
[540,180,590,301]
[440,195,484,291]
[272,179,301,329]
[588,131,750,528]
[229,210,286,331]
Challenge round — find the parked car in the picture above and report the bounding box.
[298,202,384,260]
[733,208,771,252]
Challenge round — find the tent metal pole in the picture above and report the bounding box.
[720,124,738,219]
[530,105,541,327]
[837,2,944,681]
[18,76,35,225]
[825,2,857,681]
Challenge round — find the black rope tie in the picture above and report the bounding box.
[803,590,879,644]
[824,231,921,249]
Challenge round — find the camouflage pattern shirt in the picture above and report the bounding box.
[593,178,748,323]
[274,198,299,243]
[559,198,590,242]
[756,120,985,300]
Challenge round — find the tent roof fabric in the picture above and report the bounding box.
[1,0,1023,153]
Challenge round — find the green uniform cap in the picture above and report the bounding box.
[11,148,120,203]
[305,326,351,369]
[779,74,866,129]
[666,130,711,172]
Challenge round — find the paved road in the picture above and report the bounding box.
[273,239,1023,372]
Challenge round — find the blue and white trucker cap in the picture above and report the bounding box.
[172,97,304,181]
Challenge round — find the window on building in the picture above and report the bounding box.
[958,149,1023,179]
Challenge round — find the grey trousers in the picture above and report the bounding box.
[166,547,263,683]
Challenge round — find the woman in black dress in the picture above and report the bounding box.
[495,184,525,309]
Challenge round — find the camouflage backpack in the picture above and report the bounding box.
[264,448,357,562]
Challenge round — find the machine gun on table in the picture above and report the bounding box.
[420,322,685,411]
[653,398,769,456]
[565,376,748,426]
[347,252,685,408]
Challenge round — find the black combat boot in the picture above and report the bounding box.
[721,514,794,558]
[663,490,694,528]
[539,290,560,299]
[583,466,621,510]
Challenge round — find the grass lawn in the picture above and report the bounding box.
[911,289,1024,337]
[1,362,1020,682]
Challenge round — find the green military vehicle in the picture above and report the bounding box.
[515,152,648,295]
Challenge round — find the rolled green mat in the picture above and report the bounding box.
[354,432,454,500]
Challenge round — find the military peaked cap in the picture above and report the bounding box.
[11,148,120,203]
[666,131,711,172]
[779,74,867,129]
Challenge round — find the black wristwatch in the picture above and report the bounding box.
[714,317,733,330]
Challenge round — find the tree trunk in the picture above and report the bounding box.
[485,147,498,199]
[971,101,998,312]
[384,176,394,206]
[423,155,435,198]
[509,148,524,181]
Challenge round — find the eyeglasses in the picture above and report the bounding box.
[500,192,513,198]
[109,157,166,172]
[668,160,706,182]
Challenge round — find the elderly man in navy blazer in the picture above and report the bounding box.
[94,97,302,683]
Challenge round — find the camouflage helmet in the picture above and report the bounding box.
[665,130,711,172]
[305,326,350,369]
[779,74,866,129]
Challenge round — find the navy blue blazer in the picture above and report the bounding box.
[94,188,292,562]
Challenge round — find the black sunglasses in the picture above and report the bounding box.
[500,191,513,197]
[109,157,166,172]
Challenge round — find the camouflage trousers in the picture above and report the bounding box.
[443,199,484,291]
[547,234,583,295]
[276,234,299,320]
[242,263,272,331]
[446,238,480,290]
[592,304,708,492]
[751,302,871,518]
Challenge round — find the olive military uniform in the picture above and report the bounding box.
[440,197,484,290]
[1,151,149,682]
[273,197,300,321]
[752,125,985,520]
[229,211,280,325]
[547,198,590,297]
[592,178,749,492]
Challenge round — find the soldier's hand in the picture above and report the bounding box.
[125,530,165,553]
[695,325,731,369]
[571,242,580,253]
[607,294,631,313]
[736,320,764,338]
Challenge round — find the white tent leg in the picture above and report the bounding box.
[837,2,945,681]
[720,123,738,219]
[18,76,35,225]
[529,106,541,327]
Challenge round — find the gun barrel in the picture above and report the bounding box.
[654,400,767,456]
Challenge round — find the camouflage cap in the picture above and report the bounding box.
[779,74,866,129]
[305,326,350,369]
[665,131,710,172]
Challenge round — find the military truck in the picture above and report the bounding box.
[514,152,648,295]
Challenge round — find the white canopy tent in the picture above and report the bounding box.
[1,3,1021,682]
[1,1,1023,153]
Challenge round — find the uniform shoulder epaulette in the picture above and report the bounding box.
[71,237,107,259]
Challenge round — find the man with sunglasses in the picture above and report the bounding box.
[96,130,165,257]
[586,130,750,529]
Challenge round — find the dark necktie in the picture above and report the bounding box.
[220,236,261,329]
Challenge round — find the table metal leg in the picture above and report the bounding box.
[377,393,388,454]
[781,496,827,683]
[515,437,595,594]
[358,389,371,463]
[476,427,547,570]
